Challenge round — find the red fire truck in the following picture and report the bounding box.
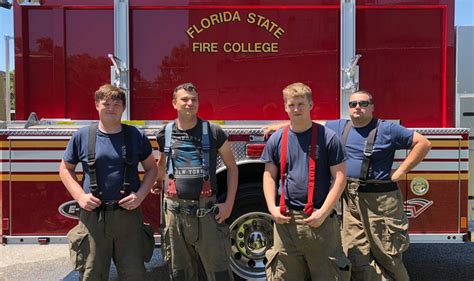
[1,0,470,279]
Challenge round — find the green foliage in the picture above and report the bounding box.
[9,70,14,110]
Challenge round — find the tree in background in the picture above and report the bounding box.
[9,70,14,110]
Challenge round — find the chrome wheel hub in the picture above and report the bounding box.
[229,212,274,280]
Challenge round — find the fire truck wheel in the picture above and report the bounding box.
[227,182,273,281]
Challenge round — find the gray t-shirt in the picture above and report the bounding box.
[63,125,153,201]
[156,119,227,200]
[261,123,346,209]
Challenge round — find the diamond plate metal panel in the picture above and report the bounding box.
[415,128,470,135]
[216,142,249,169]
[223,128,264,136]
[0,127,469,137]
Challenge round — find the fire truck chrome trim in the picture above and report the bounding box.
[3,235,161,245]
[409,234,467,243]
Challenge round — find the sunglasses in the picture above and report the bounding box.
[348,100,371,108]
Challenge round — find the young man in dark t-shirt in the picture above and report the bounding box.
[154,83,238,281]
[261,82,350,281]
[59,84,157,280]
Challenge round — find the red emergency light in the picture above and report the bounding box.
[246,144,266,158]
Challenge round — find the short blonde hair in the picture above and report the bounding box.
[282,82,312,102]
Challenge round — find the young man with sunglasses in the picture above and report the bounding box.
[261,82,350,280]
[325,90,431,280]
[154,83,238,280]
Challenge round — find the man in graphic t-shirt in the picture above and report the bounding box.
[154,83,238,281]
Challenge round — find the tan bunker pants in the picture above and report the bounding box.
[67,207,148,281]
[342,185,410,281]
[265,210,351,281]
[161,197,234,281]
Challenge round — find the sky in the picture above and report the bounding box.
[0,0,473,72]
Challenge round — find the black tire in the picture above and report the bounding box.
[228,182,268,222]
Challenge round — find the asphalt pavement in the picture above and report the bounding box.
[0,244,169,281]
[0,243,473,280]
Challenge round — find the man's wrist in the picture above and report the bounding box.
[135,189,148,201]
[224,197,235,206]
[269,204,279,214]
[317,207,331,218]
[73,190,86,201]
[396,167,407,175]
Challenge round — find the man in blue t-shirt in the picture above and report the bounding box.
[59,84,157,280]
[261,82,350,280]
[326,90,431,281]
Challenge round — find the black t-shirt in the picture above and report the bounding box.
[156,119,227,199]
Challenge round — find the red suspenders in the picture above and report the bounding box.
[305,123,318,215]
[279,122,318,216]
[279,126,290,215]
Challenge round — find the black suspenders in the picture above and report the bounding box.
[87,123,100,199]
[341,119,380,180]
[87,123,134,199]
